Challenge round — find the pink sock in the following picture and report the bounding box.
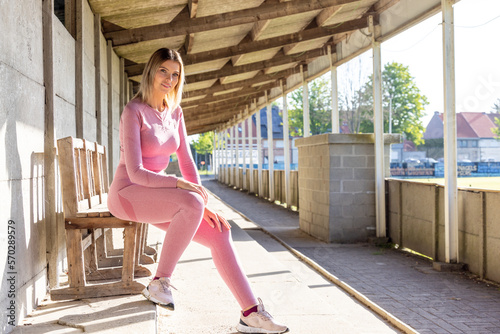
[243,305,258,317]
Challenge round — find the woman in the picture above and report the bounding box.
[108,48,288,334]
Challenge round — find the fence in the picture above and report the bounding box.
[218,167,299,209]
[386,178,500,283]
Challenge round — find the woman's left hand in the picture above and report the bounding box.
[203,207,231,232]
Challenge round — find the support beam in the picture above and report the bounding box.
[248,115,254,193]
[224,128,229,184]
[302,65,310,137]
[242,111,247,190]
[75,0,84,138]
[95,13,102,144]
[371,17,386,238]
[281,81,291,206]
[328,45,339,133]
[256,105,263,197]
[107,40,114,179]
[266,92,274,201]
[43,0,58,289]
[235,123,240,188]
[442,0,458,263]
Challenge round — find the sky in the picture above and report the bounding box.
[380,0,500,126]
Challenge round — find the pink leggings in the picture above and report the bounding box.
[112,184,258,309]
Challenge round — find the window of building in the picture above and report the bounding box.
[458,140,467,148]
[470,140,478,147]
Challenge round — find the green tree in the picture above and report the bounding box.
[192,131,214,155]
[360,62,429,145]
[491,98,500,113]
[192,132,214,171]
[491,98,500,138]
[288,74,332,136]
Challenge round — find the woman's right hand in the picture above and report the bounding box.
[176,178,209,205]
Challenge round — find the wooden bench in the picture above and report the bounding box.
[51,137,156,300]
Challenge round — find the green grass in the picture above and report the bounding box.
[405,177,500,190]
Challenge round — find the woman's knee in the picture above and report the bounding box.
[183,191,205,213]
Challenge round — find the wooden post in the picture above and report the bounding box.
[442,0,458,263]
[281,81,291,206]
[94,14,102,144]
[75,0,84,138]
[328,45,339,134]
[242,112,247,190]
[234,123,239,188]
[43,0,59,289]
[119,58,125,116]
[371,16,386,238]
[256,103,263,197]
[301,65,310,137]
[266,91,274,201]
[107,41,114,179]
[248,112,254,193]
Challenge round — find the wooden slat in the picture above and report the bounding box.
[50,281,146,301]
[86,265,152,281]
[65,217,136,229]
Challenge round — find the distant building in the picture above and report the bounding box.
[424,111,500,162]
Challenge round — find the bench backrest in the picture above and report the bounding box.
[57,137,109,217]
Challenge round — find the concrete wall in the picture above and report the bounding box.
[387,179,500,284]
[1,1,129,331]
[0,1,47,332]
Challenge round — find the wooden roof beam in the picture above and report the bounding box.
[182,83,276,108]
[184,66,303,98]
[188,0,198,19]
[105,0,363,46]
[182,15,374,64]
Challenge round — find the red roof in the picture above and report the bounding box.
[425,112,500,139]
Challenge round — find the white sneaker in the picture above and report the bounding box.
[142,277,176,310]
[236,298,289,333]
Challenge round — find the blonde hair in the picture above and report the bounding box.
[134,48,185,110]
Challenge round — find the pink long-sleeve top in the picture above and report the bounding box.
[109,99,200,195]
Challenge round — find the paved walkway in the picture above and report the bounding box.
[203,178,500,334]
[12,177,404,334]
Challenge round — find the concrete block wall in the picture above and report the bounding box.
[387,179,500,284]
[296,134,399,243]
[1,1,131,331]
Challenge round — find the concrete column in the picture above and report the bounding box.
[266,92,274,201]
[248,116,254,193]
[94,13,102,144]
[442,0,458,263]
[371,16,386,238]
[242,114,247,190]
[328,45,339,134]
[281,81,291,206]
[301,65,310,137]
[256,108,263,196]
[43,0,58,288]
[75,0,84,138]
[106,41,114,179]
[119,58,124,115]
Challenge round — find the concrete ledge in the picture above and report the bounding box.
[433,261,466,272]
[295,133,402,147]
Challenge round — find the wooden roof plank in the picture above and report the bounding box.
[104,0,363,46]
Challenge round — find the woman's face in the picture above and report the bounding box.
[152,59,180,96]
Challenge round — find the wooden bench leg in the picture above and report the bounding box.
[138,223,155,265]
[66,229,85,288]
[122,223,137,282]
